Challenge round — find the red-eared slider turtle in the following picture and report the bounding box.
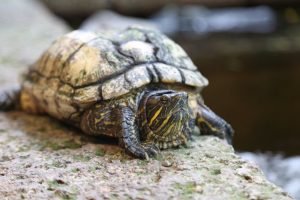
[0,27,233,159]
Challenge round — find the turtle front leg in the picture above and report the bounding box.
[117,107,159,159]
[81,104,159,159]
[195,100,234,144]
[0,85,21,111]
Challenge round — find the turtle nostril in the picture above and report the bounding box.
[175,92,187,99]
[161,95,169,102]
[180,93,188,101]
[181,92,188,99]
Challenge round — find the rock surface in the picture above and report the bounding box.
[0,0,70,85]
[240,152,300,200]
[0,0,294,199]
[0,112,293,199]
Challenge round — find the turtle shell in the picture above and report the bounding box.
[23,27,208,121]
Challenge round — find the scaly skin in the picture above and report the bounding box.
[80,88,233,159]
[0,85,233,159]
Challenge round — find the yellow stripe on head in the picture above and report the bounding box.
[149,106,162,126]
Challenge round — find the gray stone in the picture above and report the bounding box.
[240,152,300,200]
[0,0,70,61]
[0,112,293,199]
[0,0,70,85]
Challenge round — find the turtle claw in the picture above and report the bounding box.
[124,143,160,159]
[143,144,160,157]
[224,123,234,145]
[144,152,150,160]
[133,143,160,159]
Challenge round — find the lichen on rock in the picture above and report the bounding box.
[0,112,293,199]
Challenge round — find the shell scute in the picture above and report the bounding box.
[146,30,197,71]
[125,65,151,89]
[60,45,101,87]
[180,69,209,87]
[101,74,130,100]
[73,85,101,106]
[34,31,98,78]
[23,27,209,122]
[153,63,182,84]
[119,41,156,63]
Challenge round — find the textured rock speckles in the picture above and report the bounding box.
[0,112,293,199]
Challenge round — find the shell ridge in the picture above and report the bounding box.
[29,28,207,108]
[29,60,201,90]
[177,68,186,84]
[152,64,162,82]
[124,72,134,89]
[145,64,155,82]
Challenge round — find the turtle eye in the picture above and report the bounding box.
[160,95,169,104]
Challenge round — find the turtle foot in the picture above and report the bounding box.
[124,142,160,160]
[0,85,20,111]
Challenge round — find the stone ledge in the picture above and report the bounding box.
[0,112,293,199]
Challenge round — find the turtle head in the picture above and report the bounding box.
[143,90,191,148]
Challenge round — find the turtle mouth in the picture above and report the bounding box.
[155,132,188,149]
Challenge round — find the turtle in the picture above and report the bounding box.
[0,26,234,159]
